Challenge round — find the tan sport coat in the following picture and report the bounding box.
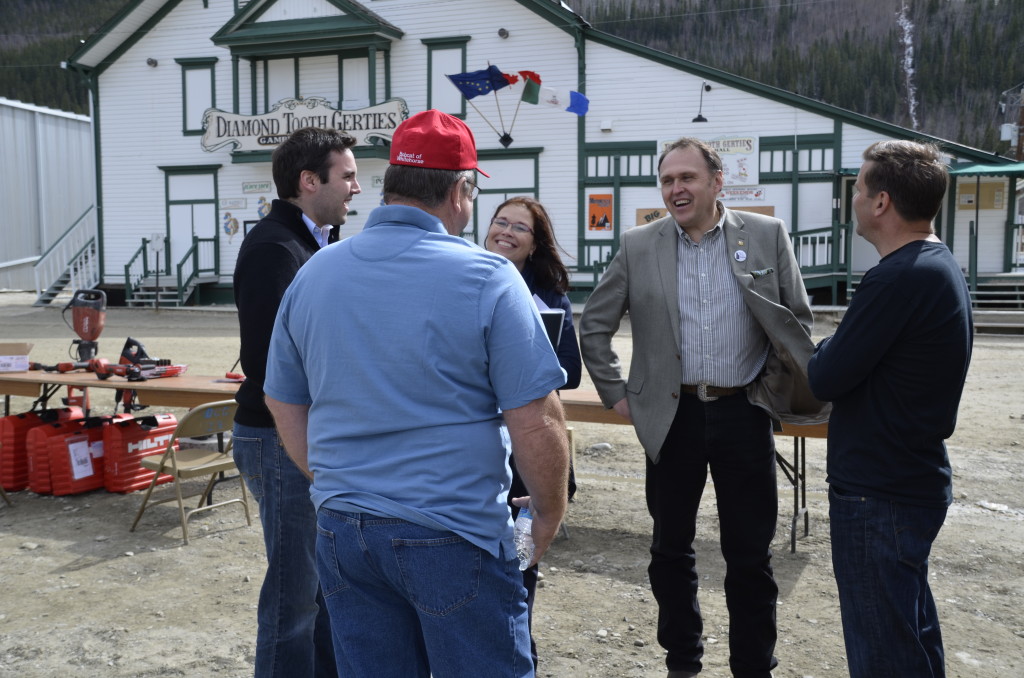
[580,208,829,462]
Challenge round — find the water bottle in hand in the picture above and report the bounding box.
[513,506,535,571]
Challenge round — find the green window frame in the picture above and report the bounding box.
[759,134,836,182]
[175,58,218,136]
[422,37,470,117]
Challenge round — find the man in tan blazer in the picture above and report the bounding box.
[580,137,827,678]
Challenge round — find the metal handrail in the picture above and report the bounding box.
[174,236,216,304]
[33,205,99,297]
[791,223,849,273]
[123,239,150,302]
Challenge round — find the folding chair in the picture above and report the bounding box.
[129,399,250,544]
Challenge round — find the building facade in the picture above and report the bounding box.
[0,98,94,293]
[61,0,1024,306]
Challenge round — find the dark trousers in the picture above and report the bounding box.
[645,392,779,678]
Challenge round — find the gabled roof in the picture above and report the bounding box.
[66,0,402,75]
[211,0,403,56]
[66,0,183,75]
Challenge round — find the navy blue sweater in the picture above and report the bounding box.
[808,240,973,508]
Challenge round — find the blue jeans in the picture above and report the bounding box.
[829,485,947,678]
[233,423,336,678]
[315,509,534,678]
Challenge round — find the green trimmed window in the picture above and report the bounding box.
[422,37,470,117]
[176,58,218,135]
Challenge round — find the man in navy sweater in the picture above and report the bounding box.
[232,127,360,677]
[808,140,973,678]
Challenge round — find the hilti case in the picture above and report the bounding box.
[1,408,83,491]
[47,414,134,496]
[103,414,178,493]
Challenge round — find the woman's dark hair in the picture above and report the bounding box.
[491,196,571,294]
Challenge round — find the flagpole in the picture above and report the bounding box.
[466,99,502,138]
[509,97,524,136]
[493,87,508,136]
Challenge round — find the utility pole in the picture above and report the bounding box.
[1018,92,1024,161]
[1001,82,1024,160]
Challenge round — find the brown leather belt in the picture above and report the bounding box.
[680,383,743,402]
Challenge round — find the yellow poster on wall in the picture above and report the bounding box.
[588,194,613,231]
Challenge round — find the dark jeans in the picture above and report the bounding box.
[829,485,947,678]
[233,423,336,678]
[645,392,779,678]
[508,452,575,669]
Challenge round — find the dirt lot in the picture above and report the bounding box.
[1,292,1022,677]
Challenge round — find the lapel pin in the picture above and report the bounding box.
[737,239,745,246]
[734,250,747,262]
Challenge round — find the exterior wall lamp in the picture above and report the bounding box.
[693,81,711,123]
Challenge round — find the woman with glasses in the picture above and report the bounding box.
[485,196,582,668]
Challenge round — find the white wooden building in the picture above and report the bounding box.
[58,0,1024,307]
[0,98,94,293]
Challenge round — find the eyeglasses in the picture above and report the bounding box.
[465,179,479,201]
[490,217,533,235]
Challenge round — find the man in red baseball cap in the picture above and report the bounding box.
[264,109,570,677]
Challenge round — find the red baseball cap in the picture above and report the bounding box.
[390,109,490,177]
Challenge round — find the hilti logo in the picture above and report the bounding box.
[127,433,173,454]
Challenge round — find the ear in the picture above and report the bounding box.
[873,190,891,216]
[449,176,469,213]
[298,169,318,194]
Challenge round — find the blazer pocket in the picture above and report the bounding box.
[625,372,645,395]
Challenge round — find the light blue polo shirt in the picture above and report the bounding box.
[264,204,565,557]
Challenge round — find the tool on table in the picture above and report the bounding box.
[28,289,188,413]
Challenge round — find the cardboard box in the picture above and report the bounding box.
[0,343,33,372]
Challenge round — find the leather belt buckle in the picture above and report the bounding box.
[697,383,718,402]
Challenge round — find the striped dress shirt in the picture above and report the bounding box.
[677,206,769,388]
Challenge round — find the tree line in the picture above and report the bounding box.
[3,0,1022,156]
[0,0,125,113]
[565,0,1024,155]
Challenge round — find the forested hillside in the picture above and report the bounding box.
[2,0,1021,156]
[563,0,1024,155]
[0,0,124,113]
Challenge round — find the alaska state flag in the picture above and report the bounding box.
[447,66,511,99]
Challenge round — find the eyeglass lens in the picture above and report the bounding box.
[492,218,531,234]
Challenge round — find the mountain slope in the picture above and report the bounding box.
[563,0,1024,154]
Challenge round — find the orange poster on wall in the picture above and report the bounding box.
[588,194,613,231]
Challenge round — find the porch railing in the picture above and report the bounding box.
[790,223,849,272]
[123,238,153,301]
[33,206,99,298]
[175,236,218,304]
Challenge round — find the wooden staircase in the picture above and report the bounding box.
[126,276,193,308]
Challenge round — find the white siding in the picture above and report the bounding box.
[0,98,93,290]
[85,0,1015,295]
[257,0,343,21]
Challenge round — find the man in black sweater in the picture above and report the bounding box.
[232,127,360,677]
[808,140,973,678]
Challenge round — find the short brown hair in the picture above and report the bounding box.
[657,137,723,175]
[861,140,948,223]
